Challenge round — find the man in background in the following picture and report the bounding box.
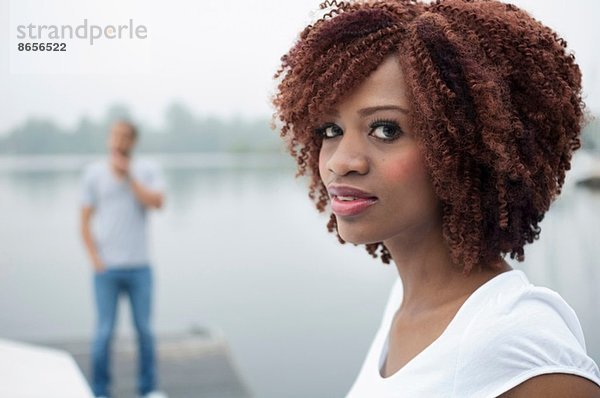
[80,120,167,398]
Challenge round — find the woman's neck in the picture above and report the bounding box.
[384,226,512,316]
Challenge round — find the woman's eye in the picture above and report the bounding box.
[369,121,402,141]
[317,123,343,139]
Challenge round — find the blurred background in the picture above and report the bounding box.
[0,0,599,397]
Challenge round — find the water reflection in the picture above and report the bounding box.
[0,154,598,398]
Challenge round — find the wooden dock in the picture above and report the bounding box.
[41,330,252,398]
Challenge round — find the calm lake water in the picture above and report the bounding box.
[0,153,598,398]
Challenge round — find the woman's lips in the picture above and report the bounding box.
[328,185,379,217]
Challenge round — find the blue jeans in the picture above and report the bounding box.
[91,265,156,397]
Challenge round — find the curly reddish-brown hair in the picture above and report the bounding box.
[272,0,584,274]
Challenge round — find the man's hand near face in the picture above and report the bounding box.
[110,150,131,177]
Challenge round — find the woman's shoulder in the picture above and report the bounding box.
[452,269,600,397]
[490,270,587,347]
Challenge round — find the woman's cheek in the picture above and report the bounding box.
[318,149,328,182]
[319,142,338,181]
[380,149,427,184]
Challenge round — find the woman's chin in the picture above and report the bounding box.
[338,227,384,246]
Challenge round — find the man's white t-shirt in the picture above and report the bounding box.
[346,269,600,397]
[80,158,165,268]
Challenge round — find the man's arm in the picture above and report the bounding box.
[111,153,165,209]
[80,206,104,272]
[128,177,164,209]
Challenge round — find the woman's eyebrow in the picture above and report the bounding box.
[358,105,408,116]
[324,105,409,118]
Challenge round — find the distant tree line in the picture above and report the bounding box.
[0,103,284,154]
[0,102,597,155]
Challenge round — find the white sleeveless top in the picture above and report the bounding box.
[345,269,600,397]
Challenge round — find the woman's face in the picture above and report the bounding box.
[318,54,441,246]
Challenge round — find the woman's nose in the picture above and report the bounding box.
[325,133,369,177]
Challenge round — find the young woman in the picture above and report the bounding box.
[272,0,600,396]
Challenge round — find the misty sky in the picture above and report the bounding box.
[1,0,598,135]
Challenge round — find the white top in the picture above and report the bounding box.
[0,339,93,397]
[345,269,600,397]
[80,158,165,267]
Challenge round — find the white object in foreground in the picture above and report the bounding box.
[0,338,93,398]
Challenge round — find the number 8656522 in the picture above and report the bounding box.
[17,42,66,51]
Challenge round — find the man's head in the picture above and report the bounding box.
[107,120,138,157]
